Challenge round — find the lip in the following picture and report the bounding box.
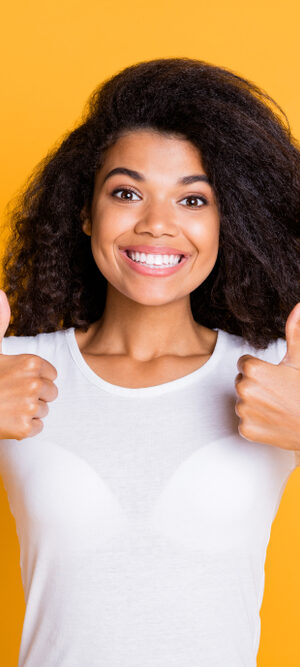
[119,248,190,276]
[118,245,191,257]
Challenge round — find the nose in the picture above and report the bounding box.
[134,200,178,236]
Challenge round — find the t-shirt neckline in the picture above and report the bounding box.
[64,326,225,397]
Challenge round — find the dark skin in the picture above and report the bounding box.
[78,129,220,386]
[235,303,300,459]
[78,129,300,459]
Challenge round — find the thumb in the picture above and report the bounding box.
[0,290,11,354]
[280,302,300,369]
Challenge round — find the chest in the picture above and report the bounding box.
[0,399,292,557]
[79,352,212,388]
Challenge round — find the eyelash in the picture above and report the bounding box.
[110,187,208,208]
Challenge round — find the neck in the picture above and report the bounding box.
[81,285,215,362]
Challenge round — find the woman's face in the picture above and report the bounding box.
[81,129,220,306]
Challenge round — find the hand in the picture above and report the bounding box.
[235,302,300,451]
[0,290,58,441]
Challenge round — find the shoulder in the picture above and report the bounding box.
[1,329,68,362]
[244,336,287,365]
[220,329,287,365]
[217,329,287,366]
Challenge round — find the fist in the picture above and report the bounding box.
[0,290,58,441]
[235,302,300,451]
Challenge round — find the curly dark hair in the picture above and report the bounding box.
[2,57,300,349]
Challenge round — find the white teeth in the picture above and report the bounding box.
[127,251,182,267]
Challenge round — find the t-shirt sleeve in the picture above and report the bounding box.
[1,334,30,355]
[2,333,43,356]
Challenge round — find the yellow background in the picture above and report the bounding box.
[1,0,300,664]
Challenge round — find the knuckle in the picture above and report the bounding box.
[238,421,255,441]
[26,401,37,416]
[235,373,243,386]
[18,417,32,439]
[35,419,44,434]
[22,354,43,372]
[28,378,42,394]
[20,416,44,440]
[236,383,251,400]
[235,401,245,418]
[49,383,58,401]
[40,401,49,417]
[243,359,258,378]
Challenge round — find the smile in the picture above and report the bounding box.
[119,249,189,276]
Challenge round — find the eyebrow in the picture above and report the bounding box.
[102,167,210,186]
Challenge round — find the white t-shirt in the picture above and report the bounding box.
[0,326,297,667]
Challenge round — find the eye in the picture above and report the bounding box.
[179,195,207,208]
[111,187,140,201]
[110,188,208,207]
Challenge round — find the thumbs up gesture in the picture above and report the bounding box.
[0,290,58,440]
[235,303,300,451]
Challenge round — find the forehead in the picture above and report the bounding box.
[99,129,205,173]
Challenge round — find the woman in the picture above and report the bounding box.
[0,57,300,666]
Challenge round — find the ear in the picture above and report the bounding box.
[80,205,92,236]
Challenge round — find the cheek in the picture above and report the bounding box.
[90,210,124,255]
[190,213,220,253]
[88,211,130,283]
